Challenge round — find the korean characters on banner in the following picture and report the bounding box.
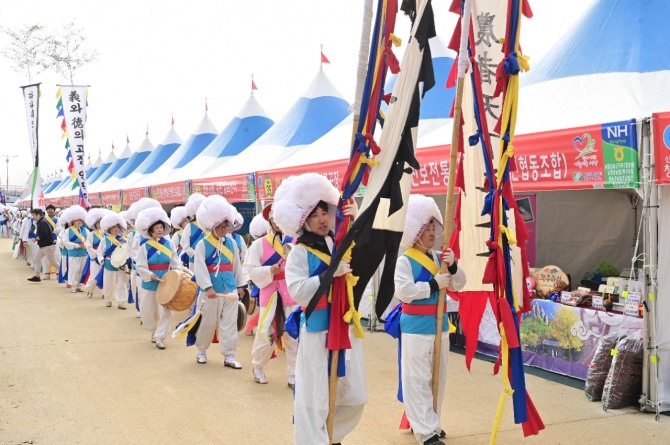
[151,182,188,204]
[256,161,348,200]
[59,86,90,207]
[122,188,148,207]
[510,120,639,191]
[21,84,42,208]
[653,112,670,184]
[192,173,256,202]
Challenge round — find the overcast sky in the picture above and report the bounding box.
[0,0,596,187]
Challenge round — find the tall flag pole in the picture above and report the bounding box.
[447,0,542,442]
[57,84,91,208]
[20,83,42,209]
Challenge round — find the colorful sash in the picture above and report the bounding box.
[45,215,57,229]
[69,227,87,243]
[189,221,204,247]
[146,237,173,258]
[204,234,234,264]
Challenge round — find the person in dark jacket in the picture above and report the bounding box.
[27,208,60,283]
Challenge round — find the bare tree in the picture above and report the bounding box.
[49,22,98,85]
[0,24,54,83]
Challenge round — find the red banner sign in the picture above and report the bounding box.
[101,191,120,207]
[653,112,670,184]
[122,187,147,206]
[61,195,74,207]
[88,193,101,207]
[150,181,188,205]
[192,173,256,203]
[256,160,347,200]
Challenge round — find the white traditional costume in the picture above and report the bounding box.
[97,212,129,309]
[179,193,206,273]
[135,207,182,349]
[393,195,466,445]
[61,205,89,292]
[84,208,110,298]
[275,173,366,445]
[244,203,298,386]
[169,206,189,267]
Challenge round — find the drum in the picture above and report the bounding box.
[240,287,250,314]
[237,301,248,332]
[156,270,198,311]
[110,244,129,268]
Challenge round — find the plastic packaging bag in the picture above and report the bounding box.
[584,332,620,401]
[602,330,643,409]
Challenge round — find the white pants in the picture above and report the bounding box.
[401,332,450,444]
[294,326,367,445]
[103,269,127,305]
[28,240,39,267]
[195,293,239,356]
[33,244,59,275]
[130,269,140,310]
[139,287,172,340]
[67,256,86,289]
[251,298,298,377]
[85,260,103,295]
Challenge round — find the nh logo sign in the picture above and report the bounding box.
[606,125,628,138]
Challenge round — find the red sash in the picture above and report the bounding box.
[148,263,170,271]
[401,303,447,316]
[273,271,286,281]
[207,263,233,273]
[302,294,327,312]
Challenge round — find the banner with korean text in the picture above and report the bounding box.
[122,187,148,206]
[150,181,189,205]
[57,86,90,207]
[21,83,42,208]
[192,173,256,203]
[653,112,670,184]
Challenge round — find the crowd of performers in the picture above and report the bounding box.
[9,173,466,445]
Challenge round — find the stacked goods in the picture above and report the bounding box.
[602,332,644,409]
[584,333,620,401]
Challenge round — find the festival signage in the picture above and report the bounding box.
[101,191,120,207]
[151,181,188,205]
[511,120,639,191]
[122,187,147,206]
[57,86,90,207]
[653,112,670,184]
[20,83,42,208]
[256,161,347,200]
[88,193,101,207]
[192,173,256,203]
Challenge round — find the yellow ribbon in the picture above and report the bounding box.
[490,324,515,445]
[146,238,174,258]
[204,234,234,264]
[70,227,86,243]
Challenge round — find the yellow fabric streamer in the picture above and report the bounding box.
[490,324,514,445]
[342,241,364,339]
[389,33,402,47]
[56,88,61,99]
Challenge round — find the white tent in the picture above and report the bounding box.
[90,142,133,190]
[97,136,154,191]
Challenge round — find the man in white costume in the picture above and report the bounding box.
[393,195,467,445]
[179,193,207,273]
[84,208,110,298]
[274,173,365,445]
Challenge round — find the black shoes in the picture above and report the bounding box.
[424,435,445,445]
[27,276,41,282]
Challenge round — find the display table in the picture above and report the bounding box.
[476,299,644,380]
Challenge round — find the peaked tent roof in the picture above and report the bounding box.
[98,136,155,191]
[134,115,217,188]
[162,95,274,183]
[85,154,104,181]
[115,125,182,189]
[200,69,350,178]
[270,37,457,168]
[86,150,117,184]
[517,0,670,134]
[90,143,133,190]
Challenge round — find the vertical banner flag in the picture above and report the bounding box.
[21,83,42,208]
[57,86,90,207]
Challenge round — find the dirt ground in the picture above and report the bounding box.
[0,239,667,444]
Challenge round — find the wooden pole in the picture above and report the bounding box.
[432,0,472,414]
[327,352,339,443]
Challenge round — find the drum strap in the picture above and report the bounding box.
[146,238,173,258]
[301,245,331,267]
[46,215,57,228]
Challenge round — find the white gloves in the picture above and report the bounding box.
[434,273,451,290]
[440,249,455,266]
[342,200,359,219]
[333,261,352,277]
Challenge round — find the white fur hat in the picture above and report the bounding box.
[58,208,70,225]
[196,195,236,232]
[233,211,244,231]
[170,206,189,230]
[100,212,128,233]
[63,205,87,225]
[85,208,108,228]
[185,193,206,218]
[272,173,339,238]
[400,194,444,248]
[128,197,161,221]
[135,207,171,238]
[249,214,270,239]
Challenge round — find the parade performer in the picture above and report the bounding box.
[61,205,89,293]
[179,193,206,273]
[42,204,61,279]
[169,206,190,267]
[244,213,271,336]
[21,212,37,268]
[26,208,60,283]
[135,207,183,350]
[189,195,247,367]
[56,210,70,285]
[391,195,466,445]
[230,211,248,263]
[274,173,365,445]
[127,198,162,318]
[245,203,297,386]
[84,208,109,298]
[97,212,129,309]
